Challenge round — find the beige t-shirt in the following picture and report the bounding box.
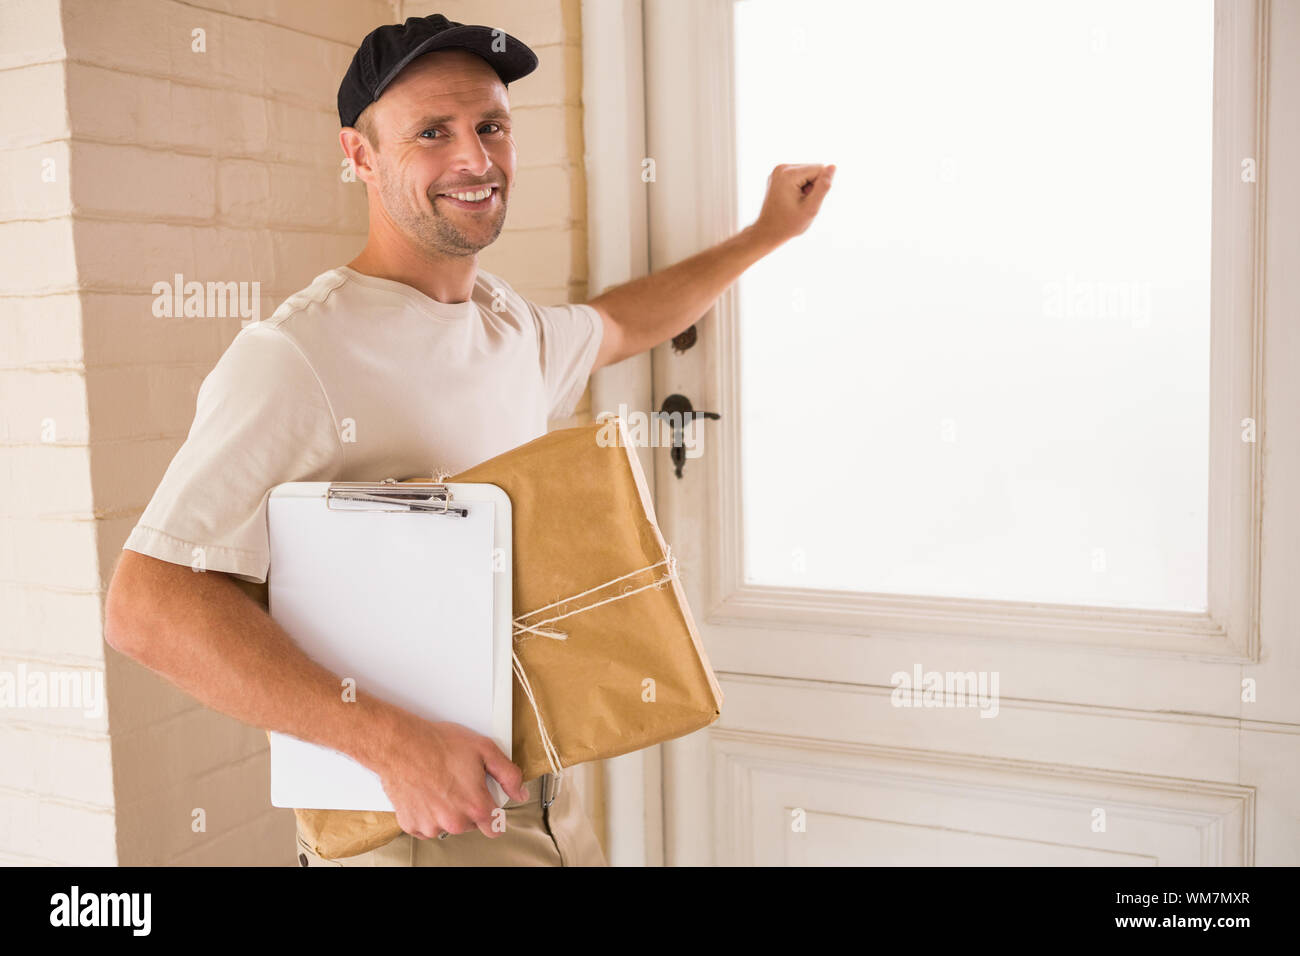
[123,265,604,584]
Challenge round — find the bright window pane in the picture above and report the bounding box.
[735,0,1212,610]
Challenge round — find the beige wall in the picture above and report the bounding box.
[1,0,117,867]
[0,0,599,865]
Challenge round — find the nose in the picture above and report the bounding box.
[446,125,494,181]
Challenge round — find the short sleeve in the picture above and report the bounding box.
[525,298,605,420]
[123,325,345,584]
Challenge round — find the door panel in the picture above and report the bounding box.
[713,719,1252,867]
[641,0,1298,866]
[733,0,1215,612]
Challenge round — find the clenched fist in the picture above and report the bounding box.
[751,163,837,247]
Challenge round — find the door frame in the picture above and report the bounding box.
[581,0,664,867]
[587,0,1296,865]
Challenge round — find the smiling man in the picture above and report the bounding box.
[104,12,834,868]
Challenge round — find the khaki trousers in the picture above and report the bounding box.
[294,775,607,867]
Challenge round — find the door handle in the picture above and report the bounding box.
[655,393,721,478]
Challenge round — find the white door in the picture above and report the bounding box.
[641,0,1299,866]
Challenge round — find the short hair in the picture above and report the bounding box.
[353,104,380,152]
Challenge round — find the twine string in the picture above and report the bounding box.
[512,553,678,641]
[510,546,679,778]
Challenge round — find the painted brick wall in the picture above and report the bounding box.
[78,0,401,867]
[2,0,600,864]
[0,0,117,867]
[1,0,394,866]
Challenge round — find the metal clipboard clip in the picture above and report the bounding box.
[325,480,469,516]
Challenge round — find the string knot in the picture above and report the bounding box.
[510,546,678,777]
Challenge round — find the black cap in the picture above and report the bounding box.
[338,14,538,129]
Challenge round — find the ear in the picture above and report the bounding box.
[339,127,378,187]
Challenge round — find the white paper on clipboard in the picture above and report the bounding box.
[265,480,512,811]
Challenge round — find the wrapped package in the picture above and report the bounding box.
[290,416,723,858]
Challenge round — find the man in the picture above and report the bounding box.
[104,13,834,867]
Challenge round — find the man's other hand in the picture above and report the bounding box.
[375,714,530,840]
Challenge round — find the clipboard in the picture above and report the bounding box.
[265,480,513,810]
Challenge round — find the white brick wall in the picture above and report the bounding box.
[1,0,602,866]
[67,0,393,866]
[0,0,116,867]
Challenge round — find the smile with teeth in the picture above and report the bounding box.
[437,186,497,205]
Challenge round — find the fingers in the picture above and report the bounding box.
[396,811,436,842]
[472,806,504,839]
[435,800,500,841]
[479,741,529,803]
[395,785,506,843]
[458,778,504,839]
[798,164,835,197]
[772,163,835,192]
[411,809,480,841]
[383,728,527,846]
[805,164,836,210]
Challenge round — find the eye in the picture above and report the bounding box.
[418,123,506,140]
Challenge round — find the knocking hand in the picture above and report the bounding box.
[751,163,837,246]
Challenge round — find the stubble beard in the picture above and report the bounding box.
[378,164,507,258]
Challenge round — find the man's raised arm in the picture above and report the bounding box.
[587,163,836,370]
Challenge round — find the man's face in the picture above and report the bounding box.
[361,49,515,257]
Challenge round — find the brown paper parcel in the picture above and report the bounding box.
[289,417,724,858]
